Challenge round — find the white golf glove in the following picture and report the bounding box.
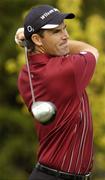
[15,27,25,47]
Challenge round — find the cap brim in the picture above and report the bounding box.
[64,13,75,19]
[41,13,75,30]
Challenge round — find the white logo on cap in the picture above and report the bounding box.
[40,8,59,20]
[27,26,34,32]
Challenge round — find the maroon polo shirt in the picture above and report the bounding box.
[18,52,96,174]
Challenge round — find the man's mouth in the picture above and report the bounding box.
[60,41,69,47]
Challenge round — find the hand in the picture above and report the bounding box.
[15,27,25,47]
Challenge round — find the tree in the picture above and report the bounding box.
[0,1,56,179]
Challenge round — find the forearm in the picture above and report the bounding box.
[69,40,99,61]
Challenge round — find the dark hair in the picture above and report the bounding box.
[26,29,45,53]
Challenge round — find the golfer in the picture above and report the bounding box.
[15,4,99,180]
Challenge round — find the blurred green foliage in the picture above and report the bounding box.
[0,0,105,179]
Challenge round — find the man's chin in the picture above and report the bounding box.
[59,51,70,56]
[49,50,70,57]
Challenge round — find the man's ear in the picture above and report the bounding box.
[31,34,42,46]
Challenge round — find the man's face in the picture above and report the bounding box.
[40,22,70,56]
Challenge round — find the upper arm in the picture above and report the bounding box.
[83,47,99,63]
[70,52,96,94]
[68,40,99,62]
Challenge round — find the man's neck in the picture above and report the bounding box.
[35,45,45,54]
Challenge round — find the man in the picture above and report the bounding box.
[15,4,99,180]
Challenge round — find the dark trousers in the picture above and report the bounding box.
[29,168,69,180]
[29,167,91,180]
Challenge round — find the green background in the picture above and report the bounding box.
[0,0,105,179]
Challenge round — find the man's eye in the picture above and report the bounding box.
[53,29,61,34]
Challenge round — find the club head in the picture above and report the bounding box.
[31,101,57,125]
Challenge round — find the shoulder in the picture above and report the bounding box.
[18,64,28,85]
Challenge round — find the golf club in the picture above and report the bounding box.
[23,40,57,124]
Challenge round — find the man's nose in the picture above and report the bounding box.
[62,30,69,39]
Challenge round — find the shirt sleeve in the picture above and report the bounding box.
[70,51,96,94]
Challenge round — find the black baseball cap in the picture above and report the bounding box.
[24,5,75,39]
